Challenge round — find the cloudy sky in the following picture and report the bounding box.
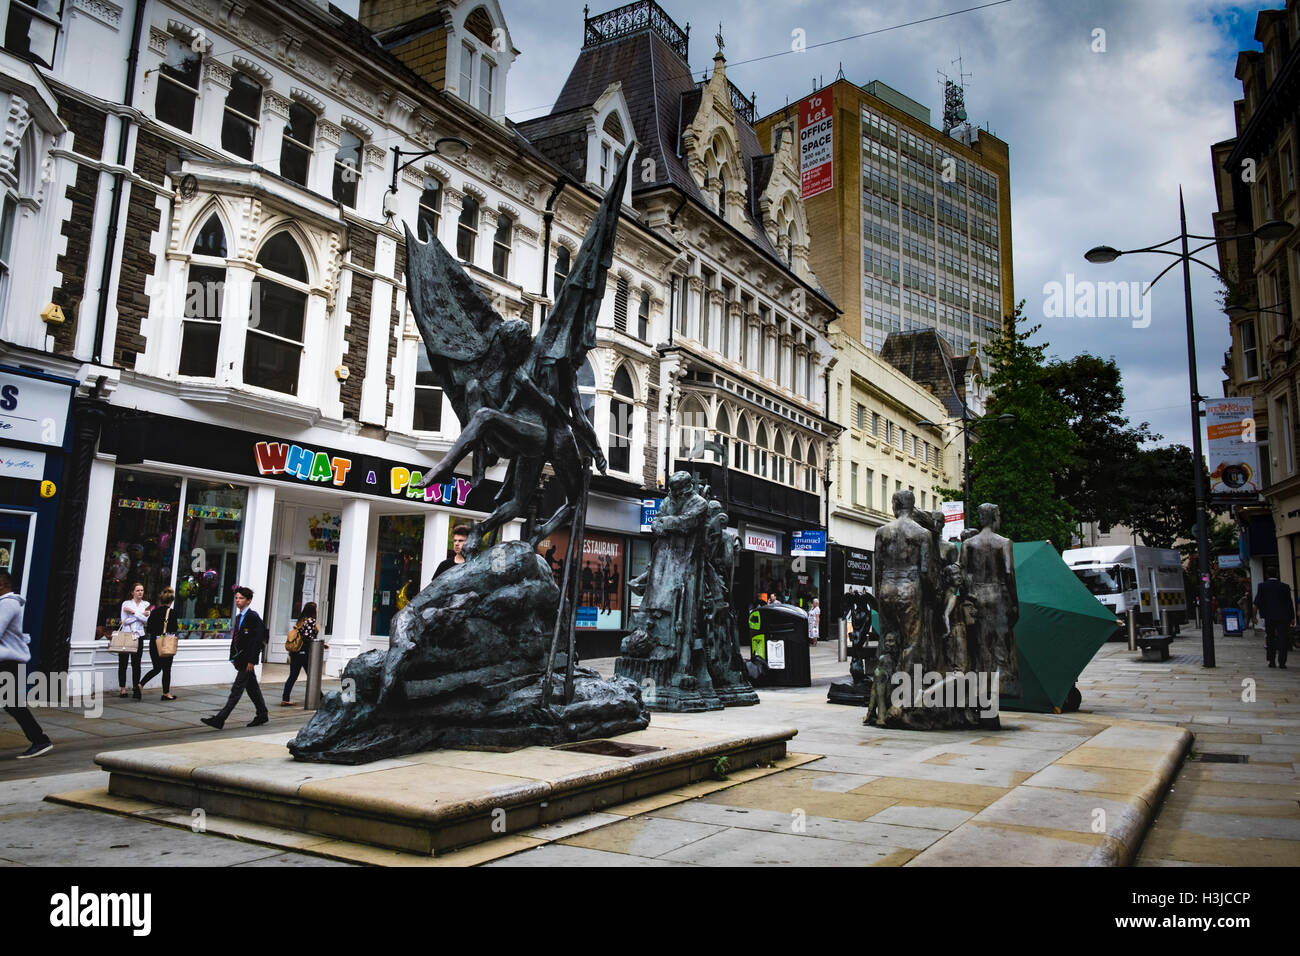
[350,0,1274,449]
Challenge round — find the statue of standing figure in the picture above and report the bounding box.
[873,489,933,678]
[959,503,1020,698]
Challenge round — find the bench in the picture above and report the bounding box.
[1136,629,1172,662]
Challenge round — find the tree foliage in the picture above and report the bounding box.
[944,303,1079,548]
[1041,353,1157,529]
[1125,444,1202,549]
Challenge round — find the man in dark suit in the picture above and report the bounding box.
[202,585,270,728]
[1253,568,1293,669]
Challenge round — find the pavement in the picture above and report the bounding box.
[2,632,1297,866]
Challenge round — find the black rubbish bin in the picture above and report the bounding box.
[746,603,811,687]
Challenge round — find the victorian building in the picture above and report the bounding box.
[519,2,840,617]
[1214,0,1300,595]
[0,0,677,682]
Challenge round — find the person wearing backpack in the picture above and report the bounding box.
[280,602,317,706]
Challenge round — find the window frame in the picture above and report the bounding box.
[221,71,263,161]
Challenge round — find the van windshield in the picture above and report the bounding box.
[1073,565,1136,596]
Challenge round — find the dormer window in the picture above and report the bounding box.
[598,111,625,189]
[479,57,496,114]
[455,6,509,117]
[600,143,610,187]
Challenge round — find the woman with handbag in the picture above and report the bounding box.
[140,586,179,701]
[280,602,317,706]
[116,583,150,699]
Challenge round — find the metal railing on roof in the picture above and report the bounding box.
[583,0,689,61]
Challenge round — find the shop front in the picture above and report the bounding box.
[0,366,75,664]
[70,411,502,686]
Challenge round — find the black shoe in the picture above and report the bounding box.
[132,687,142,700]
[17,741,52,759]
[1269,662,1276,668]
[200,716,224,730]
[1281,664,1288,669]
[247,715,269,727]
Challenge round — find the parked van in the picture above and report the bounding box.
[1062,546,1186,632]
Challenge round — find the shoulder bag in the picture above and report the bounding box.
[156,607,178,658]
[285,622,303,654]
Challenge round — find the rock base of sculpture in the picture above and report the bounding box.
[289,541,649,764]
[613,656,723,712]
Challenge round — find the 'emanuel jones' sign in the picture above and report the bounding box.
[640,499,661,533]
[791,529,826,557]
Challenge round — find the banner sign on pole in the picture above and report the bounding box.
[941,501,965,541]
[1206,397,1262,500]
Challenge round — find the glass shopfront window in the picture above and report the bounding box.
[754,553,823,610]
[372,515,423,636]
[537,529,626,630]
[96,471,182,634]
[176,480,248,639]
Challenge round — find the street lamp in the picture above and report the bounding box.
[1085,189,1293,668]
[385,136,471,218]
[917,412,1016,515]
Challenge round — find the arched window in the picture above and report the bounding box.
[786,222,796,266]
[577,358,596,426]
[246,232,309,395]
[457,194,479,262]
[734,415,750,471]
[179,214,227,378]
[805,445,819,492]
[677,396,707,458]
[613,275,629,334]
[637,290,650,341]
[609,366,634,473]
[790,437,803,488]
[418,179,442,243]
[756,423,769,478]
[713,405,730,464]
[492,213,512,277]
[459,7,501,114]
[333,131,362,208]
[717,168,727,218]
[553,246,570,298]
[221,72,262,160]
[773,432,786,484]
[281,102,315,187]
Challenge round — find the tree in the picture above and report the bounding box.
[1041,354,1157,530]
[942,302,1079,547]
[1126,444,1200,549]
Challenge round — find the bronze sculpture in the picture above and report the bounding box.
[959,503,1021,698]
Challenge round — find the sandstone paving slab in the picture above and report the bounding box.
[560,814,725,857]
[190,755,421,798]
[866,804,976,830]
[850,776,1011,810]
[232,851,355,866]
[1021,763,1168,803]
[1157,791,1300,817]
[701,781,898,821]
[970,732,1096,752]
[485,843,693,866]
[813,755,1032,788]
[921,747,1062,774]
[652,801,945,850]
[1173,762,1298,784]
[2,770,103,804]
[296,764,548,821]
[975,786,1147,836]
[907,821,1105,866]
[1150,807,1300,841]
[95,736,303,779]
[402,746,625,785]
[656,826,917,866]
[520,811,624,841]
[1137,827,1300,866]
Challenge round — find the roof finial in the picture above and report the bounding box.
[715,22,724,54]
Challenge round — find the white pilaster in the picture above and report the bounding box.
[328,496,371,676]
[421,509,450,587]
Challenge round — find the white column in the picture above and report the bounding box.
[239,484,276,680]
[360,235,396,424]
[329,496,371,676]
[422,509,449,587]
[69,458,116,678]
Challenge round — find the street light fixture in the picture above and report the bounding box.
[916,411,1017,516]
[385,136,471,216]
[1084,190,1294,668]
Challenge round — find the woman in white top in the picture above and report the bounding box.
[118,582,150,699]
[808,597,821,647]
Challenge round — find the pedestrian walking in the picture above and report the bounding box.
[433,525,470,578]
[201,586,270,729]
[1253,568,1293,669]
[0,573,52,758]
[280,602,317,706]
[139,586,178,701]
[808,597,821,647]
[117,583,150,699]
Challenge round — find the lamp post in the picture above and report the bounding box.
[1085,189,1292,668]
[385,136,471,218]
[916,412,1017,520]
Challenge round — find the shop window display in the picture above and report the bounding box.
[96,471,182,635]
[536,529,625,630]
[372,515,424,636]
[176,480,248,639]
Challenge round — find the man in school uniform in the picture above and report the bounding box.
[202,585,270,728]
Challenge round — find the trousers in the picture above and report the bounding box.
[282,651,309,701]
[1,661,50,746]
[215,664,267,722]
[117,645,142,688]
[139,638,173,694]
[1264,620,1291,666]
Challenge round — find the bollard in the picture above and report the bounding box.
[838,618,848,664]
[1127,609,1137,652]
[303,638,325,712]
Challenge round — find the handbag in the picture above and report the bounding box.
[285,623,303,654]
[156,607,178,658]
[108,630,138,653]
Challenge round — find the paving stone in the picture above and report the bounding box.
[657,826,916,866]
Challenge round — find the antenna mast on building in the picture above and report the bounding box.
[940,50,973,135]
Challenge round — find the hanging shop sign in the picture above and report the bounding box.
[744,529,781,554]
[843,548,873,588]
[640,498,661,533]
[0,369,72,448]
[790,529,827,558]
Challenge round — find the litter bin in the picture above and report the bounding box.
[1222,607,1243,635]
[747,603,811,687]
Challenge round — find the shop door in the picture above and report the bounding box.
[272,556,336,657]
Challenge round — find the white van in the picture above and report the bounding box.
[1062,545,1187,631]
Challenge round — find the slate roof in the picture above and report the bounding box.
[517,22,831,304]
[880,329,980,419]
